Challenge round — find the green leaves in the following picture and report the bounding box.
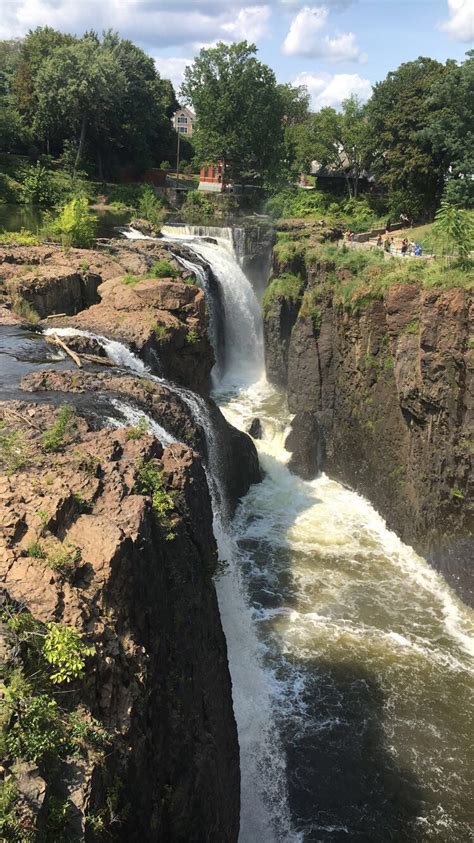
[433,201,473,268]
[181,41,284,185]
[43,623,95,684]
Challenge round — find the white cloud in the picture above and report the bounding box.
[439,0,474,41]
[283,6,328,54]
[293,71,372,109]
[153,56,192,91]
[0,0,272,47]
[222,5,271,41]
[282,5,364,61]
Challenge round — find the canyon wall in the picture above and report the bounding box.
[264,241,473,600]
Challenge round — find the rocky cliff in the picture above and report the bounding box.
[0,239,262,840]
[264,235,473,600]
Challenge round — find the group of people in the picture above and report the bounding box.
[376,233,422,256]
[345,230,356,241]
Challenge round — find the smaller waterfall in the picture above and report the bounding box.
[107,399,178,447]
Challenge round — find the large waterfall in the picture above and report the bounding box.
[158,225,474,842]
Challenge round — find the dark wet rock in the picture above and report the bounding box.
[247,417,263,439]
[286,411,325,480]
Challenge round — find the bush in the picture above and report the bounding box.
[149,259,178,278]
[137,187,167,230]
[20,164,59,206]
[160,161,171,170]
[181,190,213,222]
[43,622,95,684]
[0,424,29,473]
[0,229,42,246]
[43,197,97,248]
[11,295,40,324]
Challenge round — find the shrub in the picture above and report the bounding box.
[149,259,178,278]
[45,541,81,576]
[42,405,74,452]
[11,295,40,324]
[153,324,169,341]
[134,460,175,540]
[160,161,171,170]
[27,541,46,559]
[43,622,95,684]
[137,187,167,230]
[0,229,41,246]
[43,197,97,248]
[299,288,322,332]
[0,778,32,843]
[404,319,420,334]
[20,163,59,206]
[185,328,199,345]
[181,190,213,221]
[126,417,149,439]
[5,693,67,763]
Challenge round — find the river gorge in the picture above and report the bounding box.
[0,223,472,841]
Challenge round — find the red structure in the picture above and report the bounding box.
[198,160,225,192]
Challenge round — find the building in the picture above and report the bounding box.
[198,161,226,192]
[172,106,195,137]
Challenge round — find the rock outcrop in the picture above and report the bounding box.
[0,400,240,841]
[0,242,214,395]
[264,244,473,600]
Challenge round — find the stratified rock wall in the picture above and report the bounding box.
[264,256,473,589]
[0,402,240,841]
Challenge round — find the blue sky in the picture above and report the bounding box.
[1,0,472,108]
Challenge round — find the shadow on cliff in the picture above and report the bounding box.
[281,659,425,842]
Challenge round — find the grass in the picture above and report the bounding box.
[121,258,179,287]
[45,541,81,575]
[12,295,40,324]
[299,288,322,332]
[262,272,304,316]
[42,405,74,452]
[153,324,169,341]
[0,424,29,473]
[185,328,199,345]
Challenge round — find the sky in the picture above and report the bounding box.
[0,0,472,109]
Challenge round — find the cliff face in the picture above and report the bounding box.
[264,250,473,597]
[0,240,263,840]
[0,399,240,841]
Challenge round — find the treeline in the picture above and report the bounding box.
[0,30,472,219]
[0,27,191,178]
[182,44,473,218]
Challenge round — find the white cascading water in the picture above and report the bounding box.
[158,225,474,842]
[56,227,474,840]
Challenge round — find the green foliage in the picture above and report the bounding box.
[0,424,29,473]
[160,160,171,170]
[20,163,58,205]
[45,541,81,576]
[299,288,322,332]
[126,417,149,439]
[266,189,382,232]
[41,404,74,452]
[185,328,199,345]
[451,487,465,500]
[137,187,167,229]
[0,778,34,843]
[404,319,420,334]
[149,259,178,278]
[135,460,176,540]
[0,229,42,245]
[43,197,97,248]
[6,692,67,763]
[181,189,214,222]
[153,323,169,341]
[262,272,303,316]
[27,541,46,559]
[433,202,473,268]
[11,295,40,324]
[44,796,72,840]
[181,41,284,184]
[43,622,94,684]
[67,710,110,755]
[121,273,141,286]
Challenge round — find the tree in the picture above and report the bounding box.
[433,201,473,268]
[34,35,125,172]
[424,51,474,208]
[366,57,448,218]
[181,41,284,184]
[277,83,311,180]
[295,97,371,198]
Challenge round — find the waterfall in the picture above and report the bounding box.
[161,226,474,842]
[104,224,474,839]
[162,225,264,388]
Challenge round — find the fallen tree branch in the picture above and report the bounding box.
[45,334,82,368]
